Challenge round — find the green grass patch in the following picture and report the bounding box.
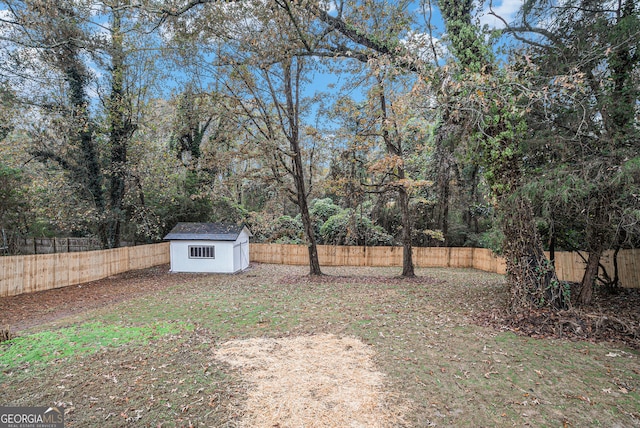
[0,321,187,371]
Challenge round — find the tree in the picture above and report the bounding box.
[0,163,29,235]
[503,0,640,304]
[1,0,160,248]
[12,0,109,243]
[103,4,139,248]
[202,0,324,274]
[324,98,371,245]
[437,0,567,310]
[0,82,16,142]
[229,56,323,275]
[372,74,417,276]
[170,83,215,166]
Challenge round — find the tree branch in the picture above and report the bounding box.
[304,1,422,72]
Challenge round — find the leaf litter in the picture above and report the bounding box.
[2,263,640,427]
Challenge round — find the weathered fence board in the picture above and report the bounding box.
[0,243,169,297]
[250,244,637,288]
[3,243,639,298]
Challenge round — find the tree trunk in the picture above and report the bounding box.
[106,9,136,249]
[296,178,322,276]
[501,195,567,312]
[435,146,451,245]
[65,57,109,248]
[377,77,415,277]
[439,173,449,245]
[577,249,602,306]
[548,220,556,269]
[399,186,415,277]
[283,59,322,276]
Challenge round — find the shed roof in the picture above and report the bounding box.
[163,222,250,241]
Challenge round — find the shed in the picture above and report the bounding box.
[163,222,251,273]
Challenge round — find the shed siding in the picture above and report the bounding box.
[237,230,250,272]
[168,228,250,273]
[170,240,236,273]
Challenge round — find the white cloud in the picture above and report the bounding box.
[0,9,15,38]
[479,0,524,29]
[321,0,338,15]
[0,8,13,20]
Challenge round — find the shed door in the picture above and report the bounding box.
[240,240,249,269]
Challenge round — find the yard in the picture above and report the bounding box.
[1,263,639,427]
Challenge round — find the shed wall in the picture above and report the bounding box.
[170,240,236,273]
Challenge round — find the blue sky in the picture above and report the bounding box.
[302,0,525,123]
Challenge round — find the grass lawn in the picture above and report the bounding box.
[1,263,639,427]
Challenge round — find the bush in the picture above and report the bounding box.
[320,210,394,246]
[247,213,304,244]
[310,198,342,223]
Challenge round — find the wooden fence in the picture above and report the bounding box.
[1,243,639,297]
[15,237,102,254]
[250,244,640,288]
[0,243,169,297]
[10,237,137,255]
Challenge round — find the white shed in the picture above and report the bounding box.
[164,222,251,273]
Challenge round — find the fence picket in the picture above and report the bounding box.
[2,243,638,298]
[0,243,170,297]
[251,244,637,288]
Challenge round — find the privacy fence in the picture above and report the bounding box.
[0,243,169,297]
[1,243,639,297]
[250,244,640,289]
[9,237,136,255]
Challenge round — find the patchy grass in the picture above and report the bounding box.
[1,264,639,427]
[0,321,186,371]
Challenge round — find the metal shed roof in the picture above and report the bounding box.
[163,222,251,241]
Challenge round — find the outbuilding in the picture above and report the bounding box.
[164,222,251,273]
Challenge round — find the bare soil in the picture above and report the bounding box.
[214,334,408,427]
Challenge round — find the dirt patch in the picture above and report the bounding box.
[214,334,407,428]
[0,264,195,332]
